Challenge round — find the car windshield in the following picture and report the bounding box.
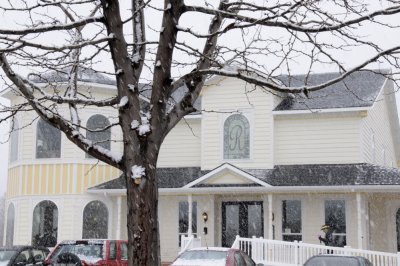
[0,250,17,264]
[305,256,361,266]
[52,242,103,263]
[173,250,228,266]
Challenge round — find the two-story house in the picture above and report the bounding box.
[2,69,400,263]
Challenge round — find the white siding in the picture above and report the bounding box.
[201,77,274,170]
[158,120,201,167]
[361,81,397,167]
[274,114,362,164]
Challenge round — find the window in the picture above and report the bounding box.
[109,241,116,260]
[223,114,250,159]
[178,201,197,246]
[6,203,15,246]
[32,200,58,247]
[86,115,111,158]
[282,200,302,242]
[36,119,61,158]
[10,118,19,162]
[82,200,108,239]
[325,200,346,247]
[121,242,128,260]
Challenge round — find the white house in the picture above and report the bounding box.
[3,69,400,264]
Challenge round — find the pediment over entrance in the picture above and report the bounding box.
[183,163,271,188]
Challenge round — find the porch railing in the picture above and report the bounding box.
[232,236,400,266]
[180,235,202,254]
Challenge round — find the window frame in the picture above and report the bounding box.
[31,200,58,247]
[178,201,197,247]
[85,114,111,159]
[35,118,62,159]
[324,199,347,247]
[220,110,254,162]
[281,200,302,242]
[82,200,109,239]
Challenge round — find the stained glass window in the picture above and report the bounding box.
[223,114,250,159]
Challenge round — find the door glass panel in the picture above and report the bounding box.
[225,205,239,247]
[248,204,262,238]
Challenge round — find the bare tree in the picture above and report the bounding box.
[1,0,400,264]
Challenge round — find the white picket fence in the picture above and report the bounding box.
[232,236,400,266]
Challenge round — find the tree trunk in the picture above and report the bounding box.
[125,161,160,266]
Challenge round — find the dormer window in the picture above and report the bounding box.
[223,114,250,160]
[36,119,61,158]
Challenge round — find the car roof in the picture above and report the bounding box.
[0,245,49,251]
[188,247,232,252]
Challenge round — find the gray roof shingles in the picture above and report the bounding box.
[274,70,388,111]
[89,163,400,190]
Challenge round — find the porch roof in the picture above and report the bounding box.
[88,163,400,194]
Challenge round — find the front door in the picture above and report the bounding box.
[222,201,263,247]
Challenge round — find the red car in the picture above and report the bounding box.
[171,247,264,266]
[43,239,128,266]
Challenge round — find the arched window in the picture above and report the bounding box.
[82,201,108,239]
[32,201,58,247]
[86,115,111,158]
[223,114,250,159]
[396,209,400,251]
[6,203,15,246]
[36,119,61,158]
[10,119,19,162]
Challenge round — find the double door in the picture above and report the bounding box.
[222,201,263,247]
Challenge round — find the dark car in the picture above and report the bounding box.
[0,246,50,266]
[303,255,373,266]
[171,247,264,266]
[43,239,128,266]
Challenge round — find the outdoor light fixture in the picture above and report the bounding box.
[202,212,208,223]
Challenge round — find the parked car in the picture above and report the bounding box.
[0,245,50,266]
[171,247,264,266]
[43,239,128,266]
[303,255,373,266]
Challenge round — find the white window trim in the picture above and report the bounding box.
[219,109,254,162]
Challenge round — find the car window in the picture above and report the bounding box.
[121,242,128,260]
[109,241,117,260]
[234,252,246,266]
[305,256,361,266]
[51,242,103,262]
[241,252,255,266]
[32,249,46,262]
[15,250,32,265]
[0,250,17,264]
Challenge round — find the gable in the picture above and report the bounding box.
[183,164,271,188]
[205,171,254,185]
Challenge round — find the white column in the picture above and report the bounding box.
[356,193,364,249]
[268,194,273,239]
[116,196,122,239]
[188,194,193,236]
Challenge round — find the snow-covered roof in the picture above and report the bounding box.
[88,163,400,191]
[28,67,116,86]
[274,70,389,111]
